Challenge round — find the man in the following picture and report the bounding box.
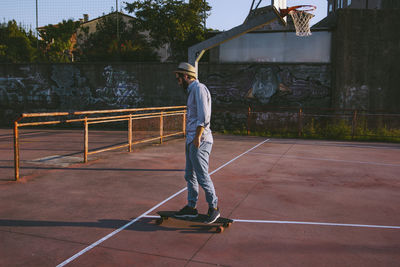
[174,62,220,224]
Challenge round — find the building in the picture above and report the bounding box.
[76,12,170,62]
[75,12,132,43]
[327,0,400,13]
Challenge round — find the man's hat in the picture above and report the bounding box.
[174,62,197,78]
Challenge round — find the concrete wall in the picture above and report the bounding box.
[0,62,331,128]
[0,63,186,126]
[331,9,400,112]
[198,63,331,131]
[217,31,331,63]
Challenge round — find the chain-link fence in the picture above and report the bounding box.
[215,106,400,142]
[1,0,134,62]
[2,0,123,34]
[1,0,209,62]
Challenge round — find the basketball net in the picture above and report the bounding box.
[289,10,314,37]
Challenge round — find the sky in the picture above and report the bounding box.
[1,0,327,32]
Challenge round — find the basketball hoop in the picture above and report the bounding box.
[280,5,316,37]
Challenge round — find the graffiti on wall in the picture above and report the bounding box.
[50,65,92,109]
[94,66,143,108]
[247,67,280,103]
[0,65,143,115]
[0,77,24,106]
[339,85,369,110]
[206,65,330,107]
[0,68,56,110]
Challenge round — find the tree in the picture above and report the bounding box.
[76,12,159,62]
[38,19,81,62]
[0,20,37,63]
[125,0,211,62]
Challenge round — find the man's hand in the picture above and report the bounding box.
[193,136,201,148]
[194,126,204,148]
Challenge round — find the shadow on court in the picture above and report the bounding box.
[0,217,220,235]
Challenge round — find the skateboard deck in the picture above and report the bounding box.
[156,211,233,233]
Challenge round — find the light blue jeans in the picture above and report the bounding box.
[185,141,218,209]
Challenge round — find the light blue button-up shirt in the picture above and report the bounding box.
[186,80,213,144]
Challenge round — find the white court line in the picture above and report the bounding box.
[249,152,400,167]
[232,219,400,230]
[56,188,187,267]
[57,139,270,267]
[141,216,400,230]
[268,140,400,151]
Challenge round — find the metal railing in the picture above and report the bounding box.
[13,106,186,181]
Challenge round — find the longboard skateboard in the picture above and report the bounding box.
[156,211,233,233]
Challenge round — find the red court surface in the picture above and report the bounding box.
[1,128,400,266]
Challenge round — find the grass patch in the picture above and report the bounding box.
[222,118,400,143]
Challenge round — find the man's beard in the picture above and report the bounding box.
[181,79,189,95]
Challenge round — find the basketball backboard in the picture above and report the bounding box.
[272,0,287,22]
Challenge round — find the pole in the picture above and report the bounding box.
[203,0,206,33]
[160,112,163,144]
[128,114,132,152]
[116,0,119,41]
[188,6,284,74]
[14,121,20,181]
[36,0,39,49]
[247,105,251,135]
[249,0,256,14]
[84,117,88,163]
[183,112,186,137]
[352,110,357,140]
[298,108,303,137]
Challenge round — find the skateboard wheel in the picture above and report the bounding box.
[225,222,232,228]
[156,218,164,225]
[216,226,224,233]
